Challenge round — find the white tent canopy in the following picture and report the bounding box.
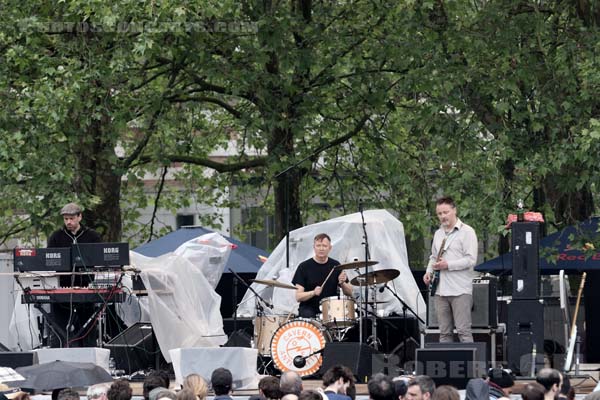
[237,210,426,323]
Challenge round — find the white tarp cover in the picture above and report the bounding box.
[129,232,231,361]
[237,210,427,323]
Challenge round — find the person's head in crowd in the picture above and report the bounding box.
[176,389,196,400]
[87,383,112,400]
[280,371,303,397]
[0,385,29,400]
[487,368,515,397]
[521,382,546,400]
[259,376,281,400]
[57,389,80,400]
[183,374,209,400]
[108,380,133,400]
[406,376,435,400]
[430,386,459,400]
[392,377,409,400]
[535,368,562,400]
[298,391,322,400]
[144,372,170,400]
[156,391,177,400]
[465,378,489,400]
[368,373,395,400]
[322,365,355,395]
[558,374,574,400]
[211,368,234,396]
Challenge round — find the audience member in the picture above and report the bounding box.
[535,368,562,400]
[144,372,170,400]
[430,386,459,400]
[259,377,281,400]
[183,374,208,400]
[583,392,600,400]
[368,373,395,400]
[155,391,177,400]
[57,389,80,400]
[406,376,435,400]
[211,368,234,400]
[298,391,322,400]
[0,385,29,400]
[392,378,408,400]
[108,380,133,400]
[346,381,356,400]
[176,389,197,400]
[521,382,545,400]
[487,368,515,400]
[322,365,355,400]
[281,371,303,398]
[558,374,574,400]
[465,378,488,400]
[87,384,111,400]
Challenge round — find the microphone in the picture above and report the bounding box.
[293,348,324,368]
[379,285,386,293]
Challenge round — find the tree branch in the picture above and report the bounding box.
[166,95,243,118]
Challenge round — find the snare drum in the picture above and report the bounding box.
[254,315,292,356]
[319,296,357,327]
[270,319,330,377]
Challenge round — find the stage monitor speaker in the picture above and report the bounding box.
[427,277,498,328]
[424,341,488,366]
[105,322,163,374]
[224,330,252,348]
[511,222,540,299]
[0,342,9,352]
[507,299,544,375]
[0,351,38,368]
[415,347,483,390]
[320,342,381,382]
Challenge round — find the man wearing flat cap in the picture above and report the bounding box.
[46,202,102,347]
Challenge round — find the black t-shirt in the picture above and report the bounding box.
[292,257,341,318]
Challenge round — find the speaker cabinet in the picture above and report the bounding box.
[415,347,482,389]
[0,351,38,368]
[511,222,540,299]
[105,322,164,374]
[507,299,544,375]
[427,277,498,328]
[320,342,381,382]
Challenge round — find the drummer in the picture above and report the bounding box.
[292,233,354,318]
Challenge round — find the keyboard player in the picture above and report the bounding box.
[47,202,101,347]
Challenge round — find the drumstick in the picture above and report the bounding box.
[320,267,336,288]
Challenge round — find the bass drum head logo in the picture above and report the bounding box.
[271,319,328,376]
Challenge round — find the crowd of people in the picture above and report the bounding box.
[3,364,600,400]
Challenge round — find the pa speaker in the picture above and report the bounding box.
[105,322,164,374]
[320,342,381,382]
[0,351,38,368]
[507,299,544,375]
[224,329,252,348]
[415,347,484,389]
[511,222,540,299]
[427,277,498,328]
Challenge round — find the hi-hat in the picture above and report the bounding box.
[350,269,400,286]
[334,260,378,271]
[252,279,297,290]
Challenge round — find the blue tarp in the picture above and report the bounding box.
[133,226,268,273]
[475,217,600,274]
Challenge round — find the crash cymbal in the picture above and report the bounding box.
[334,260,379,271]
[252,279,297,290]
[350,269,400,286]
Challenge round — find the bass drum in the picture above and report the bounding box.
[270,319,331,377]
[254,315,293,356]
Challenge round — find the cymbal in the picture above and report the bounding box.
[350,269,400,286]
[252,279,297,290]
[334,260,379,271]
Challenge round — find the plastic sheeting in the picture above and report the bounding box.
[129,232,232,362]
[237,210,427,324]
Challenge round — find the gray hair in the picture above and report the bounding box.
[280,371,303,396]
[87,384,111,400]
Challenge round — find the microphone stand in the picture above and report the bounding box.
[228,268,274,312]
[358,202,371,347]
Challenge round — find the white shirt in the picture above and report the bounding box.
[426,219,478,296]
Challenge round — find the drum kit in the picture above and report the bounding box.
[250,260,399,376]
